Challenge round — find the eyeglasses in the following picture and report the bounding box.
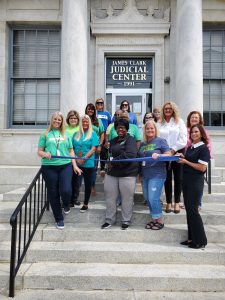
[164,107,172,111]
[96,102,103,105]
[122,103,128,106]
[145,116,154,119]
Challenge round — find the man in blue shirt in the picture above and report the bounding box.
[95,98,112,176]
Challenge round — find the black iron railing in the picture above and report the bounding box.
[205,159,212,194]
[9,169,49,298]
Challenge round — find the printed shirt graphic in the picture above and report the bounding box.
[38,129,73,166]
[138,137,170,179]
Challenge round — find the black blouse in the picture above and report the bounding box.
[184,142,210,175]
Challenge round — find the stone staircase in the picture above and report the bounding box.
[0,166,225,299]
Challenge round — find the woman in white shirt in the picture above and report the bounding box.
[157,102,187,214]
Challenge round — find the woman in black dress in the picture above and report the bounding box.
[179,124,210,249]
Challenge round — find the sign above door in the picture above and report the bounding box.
[106,58,152,89]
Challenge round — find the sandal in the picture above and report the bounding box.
[150,222,164,230]
[145,221,155,229]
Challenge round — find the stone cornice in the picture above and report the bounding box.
[91,0,170,36]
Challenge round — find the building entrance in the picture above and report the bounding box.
[106,89,152,127]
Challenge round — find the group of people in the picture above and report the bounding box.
[38,99,211,250]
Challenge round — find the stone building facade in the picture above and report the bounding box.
[0,0,224,166]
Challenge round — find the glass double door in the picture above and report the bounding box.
[110,89,152,128]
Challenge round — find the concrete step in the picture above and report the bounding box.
[212,167,225,181]
[2,186,225,204]
[1,223,225,243]
[5,241,224,265]
[2,182,225,202]
[5,290,225,300]
[1,201,225,226]
[17,262,225,292]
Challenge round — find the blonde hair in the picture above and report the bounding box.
[161,101,180,124]
[75,114,93,141]
[44,111,66,137]
[143,120,159,142]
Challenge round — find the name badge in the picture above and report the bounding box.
[56,149,61,156]
[142,161,146,166]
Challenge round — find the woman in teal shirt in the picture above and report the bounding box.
[72,114,99,212]
[66,110,81,207]
[85,103,104,196]
[38,111,81,229]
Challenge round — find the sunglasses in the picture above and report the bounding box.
[96,102,104,105]
[122,103,128,106]
[145,116,154,119]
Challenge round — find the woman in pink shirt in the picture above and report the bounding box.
[186,111,212,157]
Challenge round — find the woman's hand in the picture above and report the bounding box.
[43,152,51,159]
[178,157,187,164]
[73,165,82,175]
[96,145,102,155]
[152,153,160,160]
[77,159,85,165]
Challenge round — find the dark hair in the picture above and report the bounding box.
[187,111,204,128]
[190,124,208,145]
[120,100,130,112]
[85,103,99,127]
[114,118,129,131]
[143,112,156,124]
[66,110,80,125]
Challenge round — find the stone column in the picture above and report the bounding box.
[61,0,88,116]
[175,0,203,119]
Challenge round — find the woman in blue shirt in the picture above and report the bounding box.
[72,114,99,212]
[139,120,171,230]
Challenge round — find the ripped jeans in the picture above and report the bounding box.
[143,178,165,219]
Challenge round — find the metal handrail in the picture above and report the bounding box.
[204,159,212,194]
[9,168,49,298]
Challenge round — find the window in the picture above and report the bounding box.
[203,29,225,127]
[10,28,61,127]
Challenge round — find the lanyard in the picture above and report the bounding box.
[51,130,61,150]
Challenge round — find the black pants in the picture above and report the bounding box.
[100,145,108,171]
[73,167,94,205]
[183,173,207,246]
[42,164,72,222]
[165,161,183,204]
[71,172,82,205]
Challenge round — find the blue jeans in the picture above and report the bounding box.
[143,178,165,219]
[41,163,73,222]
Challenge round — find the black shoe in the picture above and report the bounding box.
[80,205,88,213]
[63,207,71,215]
[74,200,81,206]
[101,222,111,229]
[121,224,129,230]
[180,240,192,246]
[188,243,205,249]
